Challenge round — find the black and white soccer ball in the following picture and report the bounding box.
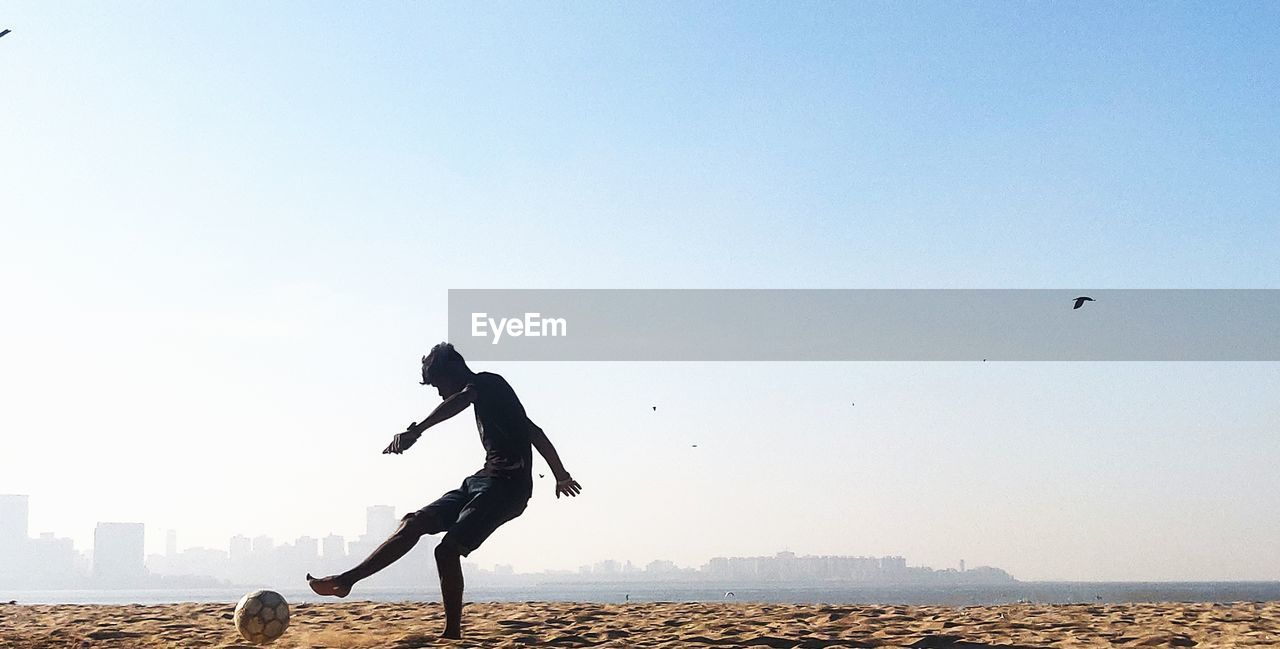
[234,589,290,645]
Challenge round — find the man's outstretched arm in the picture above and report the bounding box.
[529,422,582,498]
[383,386,476,454]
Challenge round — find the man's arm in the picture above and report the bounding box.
[382,386,476,454]
[529,422,582,498]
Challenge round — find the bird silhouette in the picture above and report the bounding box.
[0,30,11,39]
[651,406,656,411]
[1072,296,1095,309]
[538,474,545,479]
[691,444,698,448]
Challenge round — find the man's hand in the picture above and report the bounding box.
[382,423,422,455]
[554,475,582,499]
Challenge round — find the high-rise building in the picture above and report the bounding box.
[346,506,397,574]
[252,535,274,556]
[0,495,30,577]
[366,505,396,540]
[93,522,146,583]
[293,536,319,560]
[646,559,678,574]
[29,532,78,584]
[880,556,907,572]
[0,494,29,546]
[229,535,252,560]
[322,534,346,560]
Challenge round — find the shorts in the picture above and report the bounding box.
[407,475,529,557]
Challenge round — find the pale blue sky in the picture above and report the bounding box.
[1,2,1277,580]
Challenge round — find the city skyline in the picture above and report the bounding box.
[1,494,1011,591]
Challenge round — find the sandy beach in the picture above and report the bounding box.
[2,600,1278,648]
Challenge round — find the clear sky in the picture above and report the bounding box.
[1,2,1277,581]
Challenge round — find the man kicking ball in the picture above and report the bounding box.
[307,342,581,640]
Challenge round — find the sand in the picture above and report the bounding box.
[1,600,1278,648]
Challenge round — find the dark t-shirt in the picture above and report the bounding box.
[467,372,534,495]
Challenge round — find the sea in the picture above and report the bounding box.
[7,582,1280,606]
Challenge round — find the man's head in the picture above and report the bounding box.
[420,342,471,398]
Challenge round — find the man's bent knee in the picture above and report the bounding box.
[398,512,438,538]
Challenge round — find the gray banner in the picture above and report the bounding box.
[447,290,1280,361]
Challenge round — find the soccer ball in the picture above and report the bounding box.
[234,589,290,645]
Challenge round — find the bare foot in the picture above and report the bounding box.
[306,573,352,598]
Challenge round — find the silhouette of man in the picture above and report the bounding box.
[307,342,582,640]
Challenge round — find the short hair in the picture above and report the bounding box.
[421,342,467,385]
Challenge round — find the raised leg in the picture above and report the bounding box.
[308,516,428,597]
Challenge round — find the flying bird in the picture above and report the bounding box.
[652,406,656,411]
[691,444,698,448]
[1072,296,1095,310]
[538,474,545,479]
[0,29,11,39]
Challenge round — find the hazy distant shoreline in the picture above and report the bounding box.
[7,581,1280,606]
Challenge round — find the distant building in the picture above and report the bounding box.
[703,556,763,580]
[229,535,252,560]
[366,505,397,540]
[29,532,78,585]
[151,546,230,580]
[291,536,319,561]
[322,534,346,560]
[0,494,29,546]
[94,522,146,584]
[0,495,30,577]
[347,505,397,569]
[646,559,678,575]
[701,552,935,583]
[251,535,274,556]
[349,506,391,563]
[166,530,178,557]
